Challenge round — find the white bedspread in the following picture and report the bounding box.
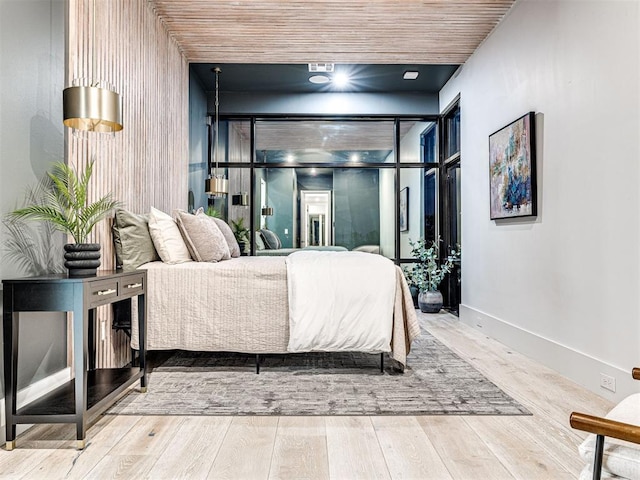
[286,251,396,353]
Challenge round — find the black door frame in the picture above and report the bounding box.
[438,97,461,313]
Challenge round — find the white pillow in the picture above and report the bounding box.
[175,210,231,262]
[148,207,192,264]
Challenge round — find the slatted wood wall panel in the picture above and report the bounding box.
[66,0,188,368]
[148,0,515,64]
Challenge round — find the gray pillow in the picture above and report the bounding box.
[175,210,231,262]
[210,216,241,258]
[112,208,160,270]
[255,230,265,250]
[260,228,281,249]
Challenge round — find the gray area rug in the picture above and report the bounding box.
[108,319,530,416]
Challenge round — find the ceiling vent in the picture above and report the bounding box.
[308,63,334,73]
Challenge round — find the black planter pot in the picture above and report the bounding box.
[64,243,101,277]
[409,286,419,309]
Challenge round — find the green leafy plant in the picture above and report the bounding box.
[230,217,250,245]
[205,205,222,218]
[9,160,119,244]
[405,236,460,292]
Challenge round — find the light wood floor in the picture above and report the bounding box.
[0,313,612,479]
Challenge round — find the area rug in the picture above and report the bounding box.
[107,320,530,416]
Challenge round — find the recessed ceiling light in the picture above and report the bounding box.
[403,71,419,80]
[332,71,350,88]
[350,153,359,162]
[309,74,330,84]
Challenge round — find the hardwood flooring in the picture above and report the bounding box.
[1,313,613,479]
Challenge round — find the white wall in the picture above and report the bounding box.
[440,0,640,401]
[0,0,65,277]
[219,92,440,116]
[0,0,68,431]
[379,169,395,257]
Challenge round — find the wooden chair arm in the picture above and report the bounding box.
[632,368,640,380]
[570,412,640,445]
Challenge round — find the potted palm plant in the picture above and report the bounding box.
[9,160,118,277]
[406,236,460,313]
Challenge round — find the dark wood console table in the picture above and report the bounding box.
[2,270,147,450]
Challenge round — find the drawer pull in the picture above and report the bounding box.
[125,283,143,289]
[96,288,117,296]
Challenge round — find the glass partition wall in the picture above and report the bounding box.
[202,117,439,264]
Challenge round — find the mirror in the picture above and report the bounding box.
[240,119,437,258]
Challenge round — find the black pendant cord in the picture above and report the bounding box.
[207,117,212,178]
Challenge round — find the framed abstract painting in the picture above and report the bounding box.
[488,112,537,219]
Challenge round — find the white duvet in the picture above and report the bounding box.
[286,251,396,353]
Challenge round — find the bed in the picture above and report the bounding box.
[130,252,420,370]
[114,207,419,371]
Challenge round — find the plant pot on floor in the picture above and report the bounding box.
[64,243,101,277]
[418,290,443,313]
[409,286,419,309]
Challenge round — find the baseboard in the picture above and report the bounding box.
[0,367,72,443]
[460,305,638,403]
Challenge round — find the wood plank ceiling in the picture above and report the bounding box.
[148,0,516,64]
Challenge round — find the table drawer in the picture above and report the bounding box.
[88,279,119,307]
[119,274,145,297]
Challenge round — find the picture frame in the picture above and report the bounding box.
[399,187,409,231]
[489,112,537,220]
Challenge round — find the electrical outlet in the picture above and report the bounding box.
[600,373,616,392]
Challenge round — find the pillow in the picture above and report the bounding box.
[260,228,281,250]
[148,207,192,264]
[352,245,380,254]
[578,393,640,479]
[112,208,160,270]
[255,231,266,250]
[208,216,241,258]
[175,210,231,262]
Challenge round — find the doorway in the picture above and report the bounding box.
[300,190,332,247]
[440,99,461,314]
[443,161,461,313]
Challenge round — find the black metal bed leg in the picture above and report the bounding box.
[380,353,384,373]
[256,354,260,374]
[592,434,604,480]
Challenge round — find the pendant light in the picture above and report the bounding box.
[232,193,249,206]
[63,0,122,133]
[205,67,228,196]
